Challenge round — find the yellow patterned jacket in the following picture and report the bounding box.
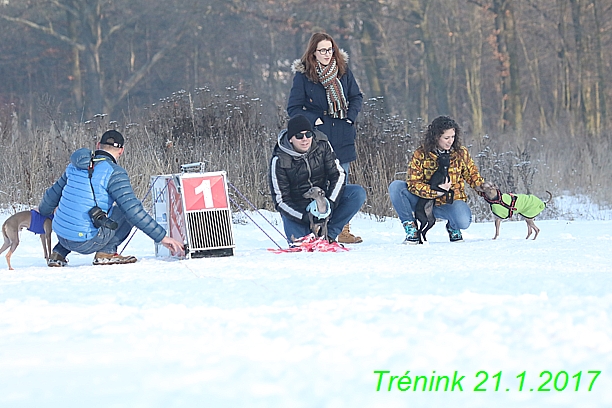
[407,146,484,205]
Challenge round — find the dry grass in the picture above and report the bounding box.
[1,90,610,222]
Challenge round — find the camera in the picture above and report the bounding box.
[89,206,118,230]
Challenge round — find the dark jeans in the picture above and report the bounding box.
[281,184,366,242]
[53,205,132,256]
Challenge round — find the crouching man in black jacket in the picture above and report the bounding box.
[269,115,366,243]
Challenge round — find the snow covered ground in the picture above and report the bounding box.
[0,198,611,407]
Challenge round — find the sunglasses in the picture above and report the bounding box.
[293,131,314,140]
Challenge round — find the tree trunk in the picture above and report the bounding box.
[460,6,484,137]
[491,0,522,132]
[503,0,522,132]
[555,0,572,130]
[81,1,105,115]
[569,0,587,128]
[419,5,450,115]
[518,27,548,132]
[359,18,384,98]
[592,0,607,134]
[66,9,83,113]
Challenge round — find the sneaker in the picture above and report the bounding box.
[337,224,363,244]
[402,221,420,245]
[93,252,137,265]
[47,252,68,267]
[446,222,463,242]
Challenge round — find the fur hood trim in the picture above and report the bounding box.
[291,49,350,74]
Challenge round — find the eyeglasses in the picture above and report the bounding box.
[316,47,334,55]
[293,131,314,140]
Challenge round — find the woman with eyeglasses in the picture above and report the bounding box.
[269,115,366,244]
[287,32,364,244]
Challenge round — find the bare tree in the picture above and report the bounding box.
[1,0,193,117]
[1,0,611,138]
[487,0,523,132]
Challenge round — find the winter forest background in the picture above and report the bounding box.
[0,0,611,216]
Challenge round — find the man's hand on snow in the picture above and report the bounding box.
[161,236,185,256]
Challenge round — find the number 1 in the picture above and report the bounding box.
[572,371,581,391]
[194,179,213,208]
[492,371,502,391]
[517,371,526,391]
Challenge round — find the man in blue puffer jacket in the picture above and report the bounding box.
[39,130,184,266]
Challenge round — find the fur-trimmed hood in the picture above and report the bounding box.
[290,49,350,74]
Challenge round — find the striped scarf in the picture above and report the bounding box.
[317,58,348,119]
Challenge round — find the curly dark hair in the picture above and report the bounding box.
[422,116,461,154]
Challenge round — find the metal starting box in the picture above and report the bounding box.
[151,163,235,258]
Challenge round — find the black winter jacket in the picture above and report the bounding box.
[269,129,346,224]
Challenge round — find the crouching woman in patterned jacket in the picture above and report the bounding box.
[388,116,484,244]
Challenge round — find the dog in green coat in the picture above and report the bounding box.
[476,181,552,240]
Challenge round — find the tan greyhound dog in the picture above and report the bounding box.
[476,181,552,240]
[0,209,53,270]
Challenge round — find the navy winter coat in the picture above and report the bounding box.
[287,51,363,164]
[39,148,166,243]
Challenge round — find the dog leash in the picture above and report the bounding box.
[228,195,284,250]
[228,182,288,243]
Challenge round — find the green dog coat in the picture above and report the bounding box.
[482,190,546,219]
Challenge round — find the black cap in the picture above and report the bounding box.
[100,130,124,148]
[287,115,313,138]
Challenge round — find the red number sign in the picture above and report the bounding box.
[182,175,228,211]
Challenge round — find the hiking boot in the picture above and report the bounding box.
[92,252,137,265]
[446,222,463,242]
[402,221,420,245]
[47,252,68,267]
[337,224,363,244]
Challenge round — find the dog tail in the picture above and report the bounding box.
[0,223,10,256]
[544,191,553,205]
